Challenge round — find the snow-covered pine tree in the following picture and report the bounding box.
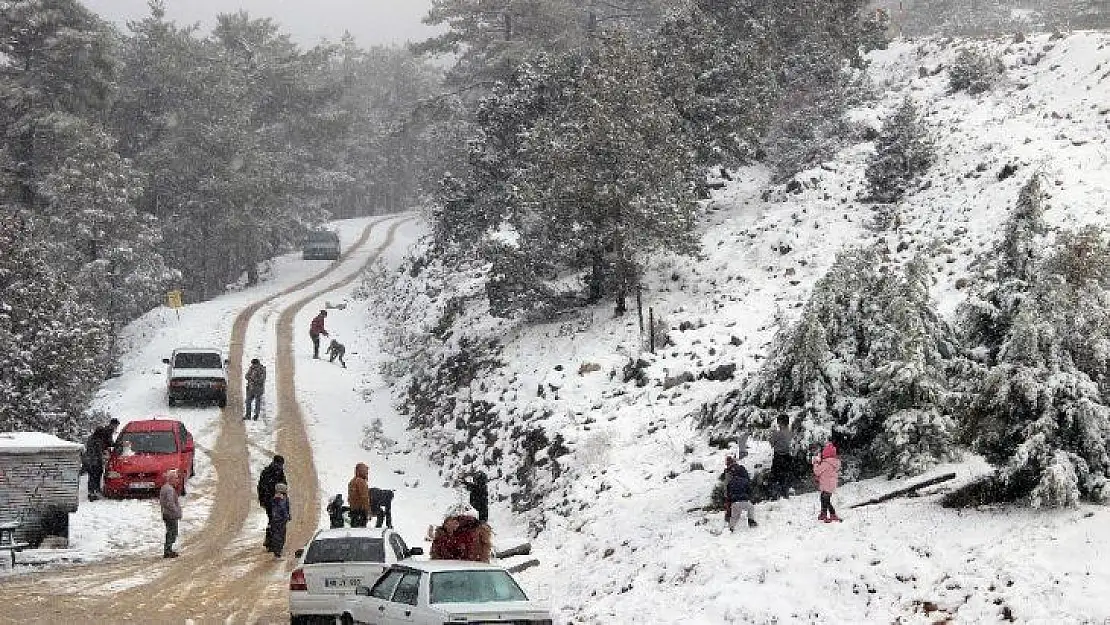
[863,97,934,204]
[959,174,1048,363]
[0,211,111,438]
[714,246,959,479]
[961,227,1110,506]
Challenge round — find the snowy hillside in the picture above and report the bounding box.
[372,32,1110,624]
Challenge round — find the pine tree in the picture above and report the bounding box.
[863,97,934,204]
[962,227,1110,506]
[714,247,959,478]
[0,211,111,438]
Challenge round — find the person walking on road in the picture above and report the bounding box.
[347,462,371,527]
[257,455,287,549]
[243,358,266,421]
[160,469,183,558]
[309,310,329,359]
[268,483,291,558]
[84,417,119,501]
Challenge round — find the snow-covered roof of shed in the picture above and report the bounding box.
[0,432,83,454]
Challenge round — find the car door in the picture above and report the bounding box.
[387,533,408,563]
[177,423,194,477]
[355,569,404,625]
[381,570,422,624]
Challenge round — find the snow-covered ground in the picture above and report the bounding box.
[6,29,1110,625]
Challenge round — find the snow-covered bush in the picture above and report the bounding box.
[862,97,935,204]
[706,247,961,479]
[948,47,1004,95]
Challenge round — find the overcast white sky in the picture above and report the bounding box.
[81,0,439,48]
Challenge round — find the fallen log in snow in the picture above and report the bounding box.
[849,472,957,509]
[495,542,532,559]
[506,558,540,574]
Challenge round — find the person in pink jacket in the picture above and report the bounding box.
[812,442,842,523]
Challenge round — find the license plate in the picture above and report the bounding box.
[186,380,210,388]
[130,482,155,489]
[323,577,361,588]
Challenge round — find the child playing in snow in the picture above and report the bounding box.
[812,442,842,523]
[326,338,346,368]
[269,483,292,557]
[326,493,349,528]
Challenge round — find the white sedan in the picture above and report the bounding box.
[289,527,423,624]
[339,560,553,625]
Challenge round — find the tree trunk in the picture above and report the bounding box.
[588,248,603,303]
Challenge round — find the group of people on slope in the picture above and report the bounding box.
[326,462,397,529]
[241,308,347,421]
[722,414,842,531]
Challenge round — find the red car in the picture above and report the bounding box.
[103,419,195,498]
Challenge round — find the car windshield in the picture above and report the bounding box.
[173,352,222,369]
[116,431,177,454]
[429,570,528,604]
[304,537,385,564]
[306,231,337,243]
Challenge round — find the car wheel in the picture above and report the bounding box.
[339,614,355,625]
[289,616,307,625]
[217,393,227,408]
[190,460,196,478]
[180,480,187,496]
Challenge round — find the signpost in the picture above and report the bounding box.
[166,290,183,320]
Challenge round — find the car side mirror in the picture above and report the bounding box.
[294,548,304,558]
[184,439,194,452]
[406,547,424,557]
[162,358,170,365]
[224,359,230,367]
[355,585,371,596]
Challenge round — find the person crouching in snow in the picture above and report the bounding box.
[269,483,291,557]
[327,494,349,528]
[723,456,757,531]
[812,442,842,523]
[326,338,346,368]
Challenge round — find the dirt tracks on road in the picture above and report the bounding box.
[0,216,411,624]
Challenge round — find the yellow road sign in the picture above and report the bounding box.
[167,290,183,309]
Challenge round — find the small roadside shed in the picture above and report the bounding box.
[0,432,83,547]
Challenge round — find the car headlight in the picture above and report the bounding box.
[106,471,122,479]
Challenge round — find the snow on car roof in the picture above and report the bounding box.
[121,418,180,431]
[394,560,509,573]
[0,432,83,454]
[172,347,224,353]
[313,527,391,540]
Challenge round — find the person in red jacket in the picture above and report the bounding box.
[309,310,329,359]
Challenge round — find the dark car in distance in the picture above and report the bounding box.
[303,230,341,260]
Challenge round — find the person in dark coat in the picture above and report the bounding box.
[84,417,119,501]
[268,483,291,558]
[257,455,286,548]
[309,310,329,359]
[243,358,266,421]
[724,456,758,531]
[327,494,349,529]
[326,339,346,368]
[769,414,793,499]
[370,488,394,528]
[460,471,489,523]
